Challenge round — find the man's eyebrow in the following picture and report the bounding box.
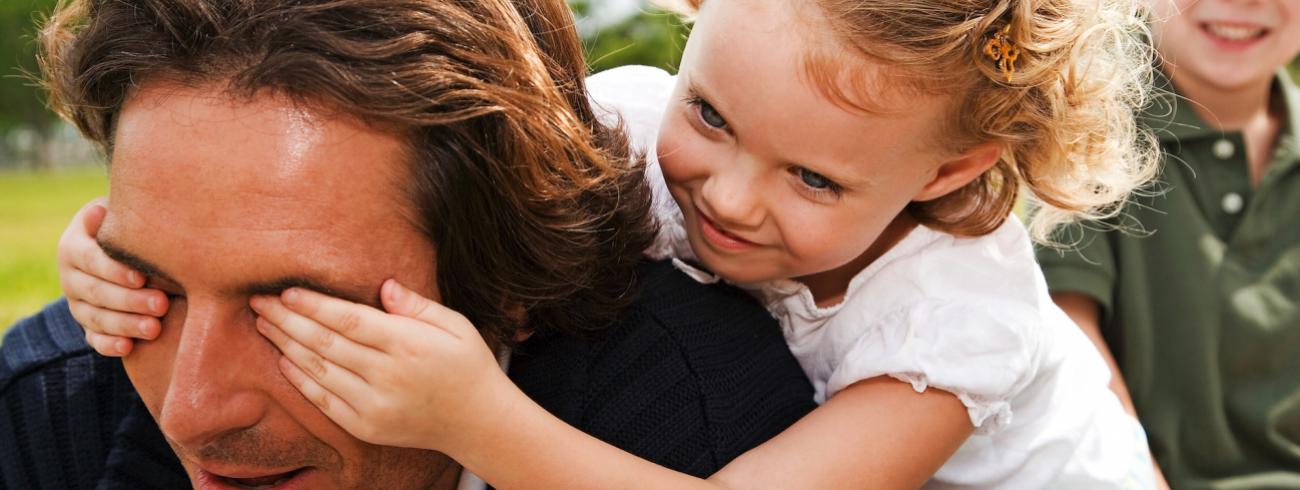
[98,239,178,284]
[244,277,380,309]
[99,239,378,307]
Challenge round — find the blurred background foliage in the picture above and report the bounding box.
[571,0,690,73]
[0,0,61,171]
[0,1,687,331]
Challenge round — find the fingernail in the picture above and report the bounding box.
[115,338,131,355]
[283,288,300,305]
[385,280,403,303]
[138,320,153,338]
[128,270,143,287]
[147,296,160,314]
[278,356,295,375]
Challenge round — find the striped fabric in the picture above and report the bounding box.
[1,261,814,489]
[0,299,188,489]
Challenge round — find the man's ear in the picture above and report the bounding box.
[912,143,1002,202]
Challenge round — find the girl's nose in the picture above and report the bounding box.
[700,168,764,230]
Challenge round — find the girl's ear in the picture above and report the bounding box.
[912,143,1002,202]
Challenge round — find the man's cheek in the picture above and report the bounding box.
[121,323,180,420]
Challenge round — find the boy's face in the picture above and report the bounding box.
[1151,0,1300,90]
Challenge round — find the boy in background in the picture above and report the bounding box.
[1037,0,1300,488]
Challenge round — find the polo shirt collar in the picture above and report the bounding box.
[1142,67,1300,151]
[1273,70,1300,175]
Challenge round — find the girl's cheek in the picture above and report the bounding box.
[656,118,712,185]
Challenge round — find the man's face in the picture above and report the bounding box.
[98,81,456,490]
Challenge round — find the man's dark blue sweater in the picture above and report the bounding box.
[0,261,815,489]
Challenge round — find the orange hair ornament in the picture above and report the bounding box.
[983,25,1020,82]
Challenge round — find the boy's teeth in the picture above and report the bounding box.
[1206,23,1265,41]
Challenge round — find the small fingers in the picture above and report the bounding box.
[65,269,167,317]
[68,299,162,340]
[79,239,144,289]
[276,357,364,436]
[84,330,133,357]
[60,202,145,289]
[257,317,372,401]
[276,288,393,349]
[76,198,109,236]
[250,296,380,374]
[381,279,477,340]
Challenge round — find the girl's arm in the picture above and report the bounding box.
[252,281,973,489]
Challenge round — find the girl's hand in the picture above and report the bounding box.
[58,199,168,356]
[250,280,511,451]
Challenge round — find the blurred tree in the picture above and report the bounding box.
[570,0,690,74]
[0,0,59,170]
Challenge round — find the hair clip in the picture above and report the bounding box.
[983,25,1020,82]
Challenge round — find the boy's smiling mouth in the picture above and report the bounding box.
[1201,21,1269,44]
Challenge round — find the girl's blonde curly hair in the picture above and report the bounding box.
[662,0,1158,242]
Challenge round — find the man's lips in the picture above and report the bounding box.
[195,467,311,490]
[695,208,760,251]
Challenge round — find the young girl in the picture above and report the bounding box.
[60,0,1160,487]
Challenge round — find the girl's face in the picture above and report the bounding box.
[656,0,968,295]
[1150,0,1300,90]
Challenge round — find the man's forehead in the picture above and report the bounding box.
[114,81,409,193]
[109,80,417,232]
[99,81,435,305]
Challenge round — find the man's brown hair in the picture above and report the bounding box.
[40,0,657,348]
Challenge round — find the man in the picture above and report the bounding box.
[0,0,815,488]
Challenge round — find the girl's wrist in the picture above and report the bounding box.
[435,367,529,455]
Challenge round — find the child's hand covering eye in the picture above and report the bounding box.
[59,199,169,356]
[250,279,509,451]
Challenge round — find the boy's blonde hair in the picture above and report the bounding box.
[662,0,1157,242]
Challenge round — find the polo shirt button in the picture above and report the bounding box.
[1222,192,1244,214]
[1213,139,1236,160]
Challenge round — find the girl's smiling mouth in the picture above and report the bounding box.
[695,208,761,251]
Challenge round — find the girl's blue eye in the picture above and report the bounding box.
[797,167,836,190]
[698,101,727,129]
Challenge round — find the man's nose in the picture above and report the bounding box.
[700,163,765,229]
[157,300,266,448]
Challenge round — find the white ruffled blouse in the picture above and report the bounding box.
[588,65,1154,489]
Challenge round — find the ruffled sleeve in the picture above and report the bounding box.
[823,296,1041,435]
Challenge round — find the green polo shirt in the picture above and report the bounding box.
[1036,70,1300,489]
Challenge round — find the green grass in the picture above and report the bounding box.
[0,166,108,337]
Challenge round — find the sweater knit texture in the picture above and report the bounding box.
[1,260,814,489]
